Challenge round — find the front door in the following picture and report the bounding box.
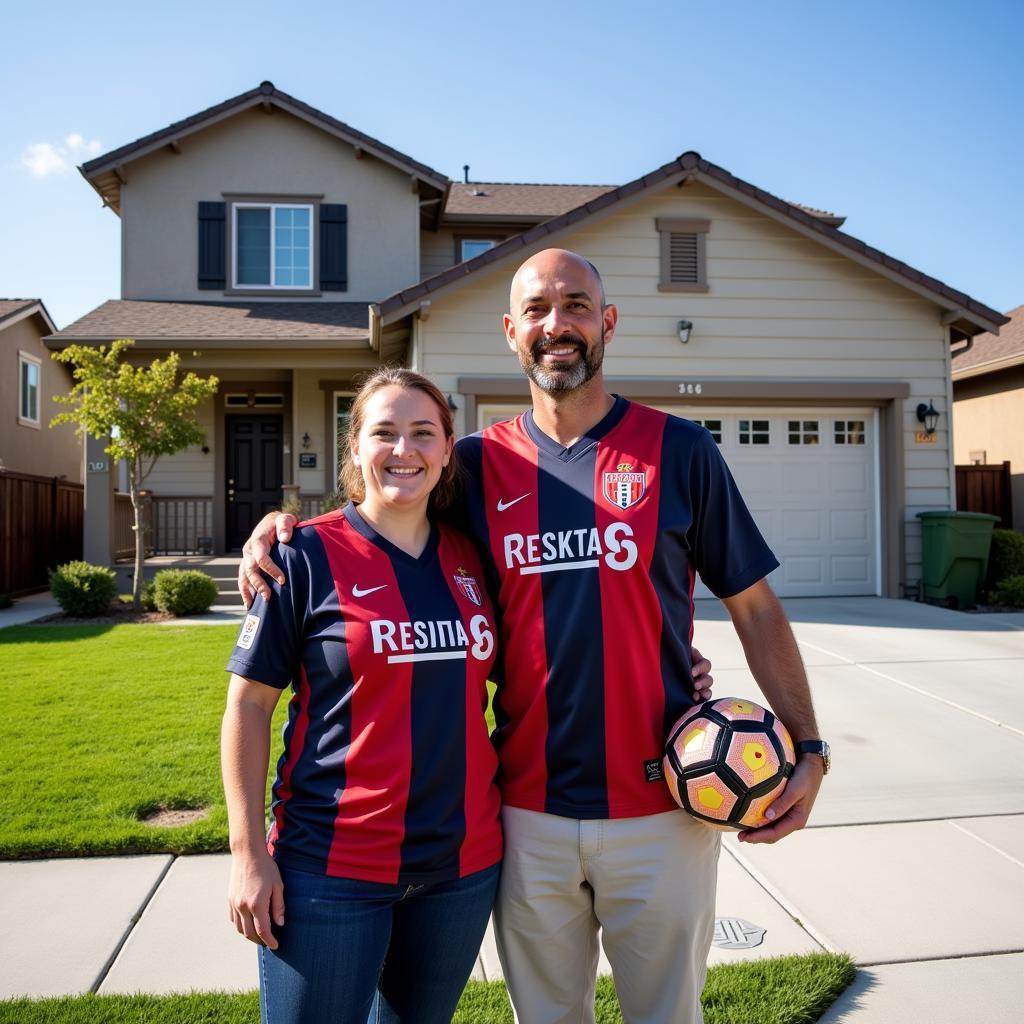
[226,414,283,551]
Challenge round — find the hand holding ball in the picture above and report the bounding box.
[663,698,796,831]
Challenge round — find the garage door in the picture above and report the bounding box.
[659,407,881,599]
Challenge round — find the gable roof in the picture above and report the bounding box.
[952,304,1024,379]
[80,81,449,214]
[0,299,57,334]
[375,151,1006,341]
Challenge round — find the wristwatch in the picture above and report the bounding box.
[795,740,831,775]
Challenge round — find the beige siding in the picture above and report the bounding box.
[953,366,1024,530]
[419,181,954,591]
[421,229,458,280]
[0,315,82,481]
[122,107,420,302]
[143,398,215,496]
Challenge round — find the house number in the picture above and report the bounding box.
[678,383,703,395]
[87,461,107,472]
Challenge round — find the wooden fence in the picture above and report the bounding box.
[956,461,1012,525]
[0,471,84,596]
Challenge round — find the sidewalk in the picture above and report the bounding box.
[2,597,1023,1019]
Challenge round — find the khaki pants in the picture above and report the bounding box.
[494,806,720,1024]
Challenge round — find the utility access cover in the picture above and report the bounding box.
[713,917,765,949]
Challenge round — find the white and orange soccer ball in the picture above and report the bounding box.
[663,697,796,831]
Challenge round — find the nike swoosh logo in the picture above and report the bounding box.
[497,494,531,512]
[352,584,388,598]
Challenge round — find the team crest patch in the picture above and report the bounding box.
[454,568,483,607]
[603,463,647,510]
[237,613,261,650]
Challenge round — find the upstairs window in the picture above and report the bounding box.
[457,237,500,262]
[233,203,313,289]
[656,217,710,292]
[18,352,40,427]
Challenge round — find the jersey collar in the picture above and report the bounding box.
[342,502,440,569]
[522,394,630,462]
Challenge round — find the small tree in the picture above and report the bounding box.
[52,339,219,608]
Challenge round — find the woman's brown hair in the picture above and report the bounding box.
[338,367,460,511]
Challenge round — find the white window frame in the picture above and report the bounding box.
[232,202,314,291]
[333,391,357,494]
[18,351,41,428]
[460,238,498,261]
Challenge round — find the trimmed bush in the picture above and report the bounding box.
[49,561,118,616]
[152,570,218,616]
[988,529,1024,588]
[141,580,158,612]
[992,574,1024,608]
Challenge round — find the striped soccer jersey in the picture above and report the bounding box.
[456,396,779,820]
[226,503,502,884]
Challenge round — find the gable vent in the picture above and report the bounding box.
[669,232,699,284]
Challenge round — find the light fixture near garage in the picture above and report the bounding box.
[677,319,694,345]
[916,400,939,436]
[301,432,312,449]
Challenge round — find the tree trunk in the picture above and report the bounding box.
[130,460,145,610]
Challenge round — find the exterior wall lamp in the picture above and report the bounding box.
[677,319,693,345]
[447,394,458,412]
[916,401,939,436]
[301,432,312,449]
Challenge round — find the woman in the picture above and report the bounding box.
[222,367,502,1023]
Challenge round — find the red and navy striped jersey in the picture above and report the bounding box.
[226,503,502,884]
[455,397,778,820]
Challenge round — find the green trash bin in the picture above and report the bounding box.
[917,510,999,608]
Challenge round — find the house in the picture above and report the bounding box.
[1,299,80,482]
[952,305,1023,530]
[45,81,1008,597]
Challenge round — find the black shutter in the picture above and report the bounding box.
[198,201,226,290]
[319,203,348,291]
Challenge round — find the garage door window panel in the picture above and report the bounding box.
[738,419,771,445]
[834,420,866,445]
[692,418,722,443]
[788,420,820,445]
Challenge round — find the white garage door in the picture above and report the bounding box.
[660,407,881,599]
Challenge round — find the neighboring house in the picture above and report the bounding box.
[0,299,81,482]
[952,305,1023,530]
[45,81,1008,597]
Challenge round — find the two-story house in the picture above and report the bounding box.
[46,80,1007,597]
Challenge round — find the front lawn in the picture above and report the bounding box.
[0,954,856,1023]
[0,623,274,858]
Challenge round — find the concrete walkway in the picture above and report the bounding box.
[2,597,1023,1019]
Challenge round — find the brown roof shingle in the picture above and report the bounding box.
[952,304,1024,375]
[444,183,614,220]
[0,299,38,324]
[45,300,369,346]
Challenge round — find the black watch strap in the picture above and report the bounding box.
[795,740,830,774]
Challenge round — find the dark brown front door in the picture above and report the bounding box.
[226,414,283,551]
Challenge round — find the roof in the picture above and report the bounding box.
[952,304,1024,379]
[376,151,1007,340]
[80,81,449,214]
[44,300,369,349]
[0,298,57,334]
[442,182,845,227]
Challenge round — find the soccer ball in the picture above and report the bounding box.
[663,697,796,831]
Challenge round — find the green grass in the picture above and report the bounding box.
[0,954,855,1023]
[0,623,286,858]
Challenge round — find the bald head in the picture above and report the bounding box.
[509,249,606,312]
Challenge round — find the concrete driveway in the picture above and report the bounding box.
[2,597,1022,1019]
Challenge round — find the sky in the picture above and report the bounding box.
[3,0,1021,329]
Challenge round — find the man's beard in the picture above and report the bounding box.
[520,331,604,394]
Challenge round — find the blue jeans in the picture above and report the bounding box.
[258,862,500,1024]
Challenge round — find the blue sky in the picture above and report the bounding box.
[3,0,1021,328]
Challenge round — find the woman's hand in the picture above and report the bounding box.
[228,850,286,949]
[691,645,714,702]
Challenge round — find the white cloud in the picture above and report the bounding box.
[20,133,103,177]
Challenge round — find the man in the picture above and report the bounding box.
[239,249,827,1024]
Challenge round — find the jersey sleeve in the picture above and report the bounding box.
[225,541,307,688]
[687,429,780,599]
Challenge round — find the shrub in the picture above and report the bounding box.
[141,580,158,612]
[49,561,118,616]
[152,570,218,616]
[988,529,1024,588]
[992,574,1024,608]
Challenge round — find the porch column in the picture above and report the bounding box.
[83,433,115,565]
